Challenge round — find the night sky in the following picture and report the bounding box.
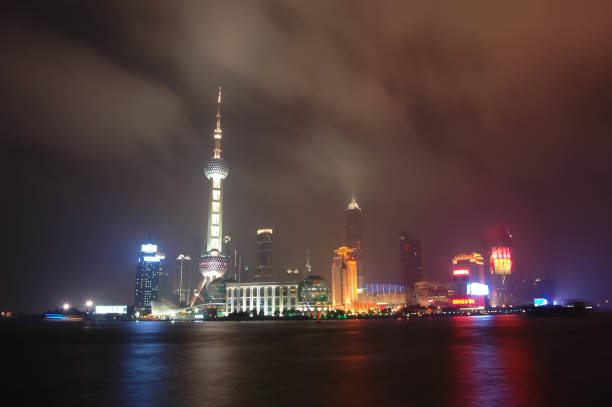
[3,1,612,312]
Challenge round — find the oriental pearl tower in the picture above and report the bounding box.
[190,86,229,306]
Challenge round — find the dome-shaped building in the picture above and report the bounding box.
[298,275,331,307]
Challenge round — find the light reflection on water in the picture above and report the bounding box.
[6,315,610,406]
[449,315,542,407]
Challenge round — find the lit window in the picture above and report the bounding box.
[211,226,219,237]
[212,202,220,213]
[212,214,220,225]
[211,238,219,249]
[212,190,220,200]
[213,178,221,188]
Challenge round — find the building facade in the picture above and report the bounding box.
[134,243,164,314]
[451,252,485,296]
[255,228,274,280]
[414,281,454,307]
[298,275,331,312]
[191,87,230,306]
[331,246,359,311]
[358,283,406,310]
[225,281,299,315]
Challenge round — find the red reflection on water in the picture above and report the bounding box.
[449,315,543,407]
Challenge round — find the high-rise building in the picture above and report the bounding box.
[345,195,365,286]
[175,254,191,307]
[483,226,514,306]
[254,229,274,280]
[400,231,424,306]
[346,194,364,255]
[399,232,424,285]
[331,246,358,311]
[191,87,229,306]
[134,242,163,314]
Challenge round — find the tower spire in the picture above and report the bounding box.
[213,85,223,159]
[347,192,361,210]
[305,249,312,275]
[216,85,222,131]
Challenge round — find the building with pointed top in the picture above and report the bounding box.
[191,86,230,306]
[345,194,365,286]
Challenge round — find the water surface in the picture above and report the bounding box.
[5,314,611,406]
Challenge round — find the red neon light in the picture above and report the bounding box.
[452,298,476,305]
[453,269,469,276]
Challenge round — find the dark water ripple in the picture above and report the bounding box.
[3,314,611,406]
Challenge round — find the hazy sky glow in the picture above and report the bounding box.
[3,1,612,311]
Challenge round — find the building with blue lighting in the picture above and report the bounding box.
[134,243,163,314]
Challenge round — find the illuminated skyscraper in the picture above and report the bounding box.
[331,246,358,311]
[191,87,229,306]
[483,226,514,306]
[345,194,365,286]
[255,229,274,280]
[134,242,163,314]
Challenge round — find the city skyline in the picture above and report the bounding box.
[4,2,612,312]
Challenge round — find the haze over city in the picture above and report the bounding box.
[3,0,612,312]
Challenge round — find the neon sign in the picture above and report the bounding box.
[453,269,469,276]
[452,298,476,305]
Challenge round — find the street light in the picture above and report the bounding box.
[85,300,93,314]
[63,303,70,311]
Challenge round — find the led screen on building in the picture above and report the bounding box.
[467,282,489,296]
[141,244,157,253]
[534,298,548,307]
[95,305,127,314]
[490,246,512,274]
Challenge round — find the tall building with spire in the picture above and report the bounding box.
[191,87,229,306]
[345,194,365,286]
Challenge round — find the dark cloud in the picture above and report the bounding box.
[2,0,612,311]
